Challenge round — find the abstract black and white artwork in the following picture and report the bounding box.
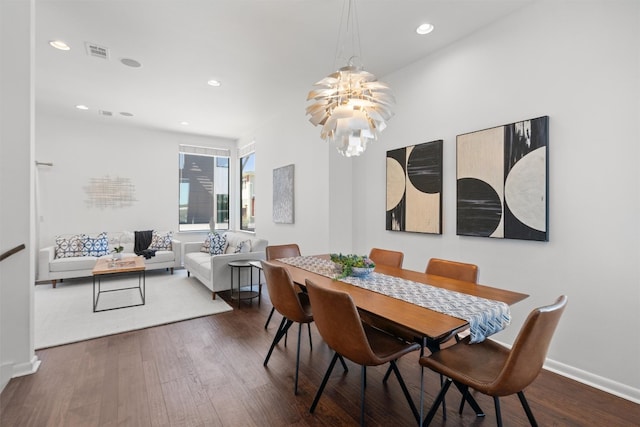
[386,140,442,234]
[456,116,549,241]
[273,164,294,224]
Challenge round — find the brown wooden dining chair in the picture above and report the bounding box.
[305,279,421,426]
[425,257,478,283]
[368,247,404,268]
[419,295,568,427]
[264,244,302,329]
[261,260,313,395]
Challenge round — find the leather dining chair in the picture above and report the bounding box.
[264,244,302,329]
[261,260,313,395]
[419,295,568,427]
[368,247,404,268]
[305,278,421,426]
[425,258,478,284]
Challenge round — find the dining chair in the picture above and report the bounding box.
[261,260,313,395]
[368,247,404,268]
[425,258,478,284]
[419,295,568,427]
[305,278,421,426]
[264,244,302,329]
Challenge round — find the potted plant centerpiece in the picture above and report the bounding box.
[112,245,124,260]
[330,253,376,278]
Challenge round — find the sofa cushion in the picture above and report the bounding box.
[210,233,227,255]
[55,234,86,258]
[50,256,98,272]
[150,231,173,251]
[83,232,109,257]
[143,250,175,264]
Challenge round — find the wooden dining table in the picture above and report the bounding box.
[272,255,529,352]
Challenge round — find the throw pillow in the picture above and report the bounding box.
[201,232,214,253]
[209,232,227,255]
[84,232,109,257]
[233,240,251,254]
[150,231,172,251]
[54,234,85,258]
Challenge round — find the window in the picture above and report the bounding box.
[240,151,255,232]
[179,145,229,232]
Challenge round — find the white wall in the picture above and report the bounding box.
[352,1,639,400]
[0,0,40,392]
[35,113,238,249]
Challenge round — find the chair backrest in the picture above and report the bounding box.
[369,248,404,268]
[305,279,379,366]
[261,260,309,323]
[266,244,301,260]
[426,258,478,283]
[490,295,568,395]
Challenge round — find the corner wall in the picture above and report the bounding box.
[352,1,639,400]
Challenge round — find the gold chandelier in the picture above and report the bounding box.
[305,0,395,157]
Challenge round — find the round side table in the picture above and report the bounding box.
[228,260,259,307]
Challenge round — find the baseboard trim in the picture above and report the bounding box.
[12,355,41,378]
[543,358,640,404]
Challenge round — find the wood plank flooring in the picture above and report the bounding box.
[2,288,638,426]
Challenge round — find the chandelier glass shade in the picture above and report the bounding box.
[305,0,395,157]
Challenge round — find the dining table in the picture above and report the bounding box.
[271,254,529,421]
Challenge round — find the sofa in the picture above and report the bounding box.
[37,231,181,287]
[183,231,268,299]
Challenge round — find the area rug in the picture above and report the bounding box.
[34,269,232,349]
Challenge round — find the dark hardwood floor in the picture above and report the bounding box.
[2,287,638,426]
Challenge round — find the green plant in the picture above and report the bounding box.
[330,253,375,279]
[112,245,124,253]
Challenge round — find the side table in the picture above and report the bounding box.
[228,260,260,307]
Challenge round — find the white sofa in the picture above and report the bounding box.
[38,231,181,287]
[183,231,268,299]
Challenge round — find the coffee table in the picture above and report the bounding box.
[92,257,146,312]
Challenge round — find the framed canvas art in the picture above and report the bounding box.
[273,164,294,224]
[456,116,549,241]
[386,140,443,234]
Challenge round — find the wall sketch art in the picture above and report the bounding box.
[456,116,549,241]
[273,164,294,224]
[386,140,443,234]
[84,175,137,209]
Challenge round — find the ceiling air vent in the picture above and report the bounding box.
[85,42,110,59]
[98,110,113,117]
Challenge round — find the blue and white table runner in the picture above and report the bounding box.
[278,256,510,343]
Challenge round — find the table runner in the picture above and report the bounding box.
[278,256,510,343]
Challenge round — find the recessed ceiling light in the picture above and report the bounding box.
[49,40,71,51]
[120,112,134,117]
[416,23,435,35]
[207,79,221,87]
[120,58,142,68]
[75,104,89,110]
[180,121,189,126]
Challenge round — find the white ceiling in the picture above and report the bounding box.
[35,0,533,140]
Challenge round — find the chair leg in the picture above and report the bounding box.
[310,352,340,413]
[307,323,313,350]
[419,366,425,427]
[517,391,538,427]
[338,354,349,372]
[494,396,503,427]
[360,365,367,426]
[294,323,302,395]
[458,384,469,414]
[389,360,420,424]
[422,378,452,426]
[264,307,276,329]
[264,317,292,366]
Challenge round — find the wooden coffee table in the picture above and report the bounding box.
[92,257,146,312]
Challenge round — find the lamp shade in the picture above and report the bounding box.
[306,65,395,157]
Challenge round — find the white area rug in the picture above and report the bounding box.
[35,269,232,349]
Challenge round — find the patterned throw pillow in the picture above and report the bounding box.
[84,232,109,256]
[201,232,214,253]
[150,231,172,251]
[209,232,227,255]
[233,240,251,254]
[54,234,85,258]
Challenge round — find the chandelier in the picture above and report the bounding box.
[305,0,395,157]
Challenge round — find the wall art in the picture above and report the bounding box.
[386,140,442,234]
[84,175,137,209]
[456,116,548,241]
[273,164,294,224]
